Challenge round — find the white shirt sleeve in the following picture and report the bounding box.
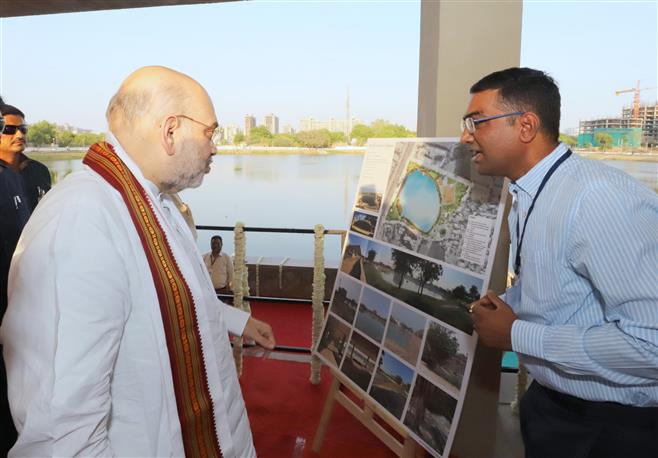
[221,301,250,336]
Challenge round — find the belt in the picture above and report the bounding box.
[536,382,658,427]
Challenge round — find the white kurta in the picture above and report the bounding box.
[0,138,256,457]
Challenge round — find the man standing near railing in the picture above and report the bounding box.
[204,235,234,296]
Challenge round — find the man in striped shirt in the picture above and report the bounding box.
[462,67,658,458]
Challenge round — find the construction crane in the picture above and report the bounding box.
[615,80,656,119]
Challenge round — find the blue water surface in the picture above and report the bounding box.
[399,170,440,232]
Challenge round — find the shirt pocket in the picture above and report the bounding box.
[521,248,560,306]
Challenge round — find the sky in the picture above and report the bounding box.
[0,1,656,133]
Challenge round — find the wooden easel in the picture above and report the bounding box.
[312,368,424,458]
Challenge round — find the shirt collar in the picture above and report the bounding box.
[511,142,569,198]
[105,131,162,200]
[0,153,30,171]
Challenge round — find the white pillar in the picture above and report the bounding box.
[417,0,523,137]
[417,1,522,457]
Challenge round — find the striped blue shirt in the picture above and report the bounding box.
[507,142,658,406]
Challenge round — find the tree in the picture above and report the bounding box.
[247,126,272,145]
[468,285,480,302]
[594,132,613,150]
[425,324,459,365]
[370,119,414,138]
[350,124,373,146]
[27,121,57,146]
[391,250,417,289]
[559,133,577,147]
[71,132,105,147]
[296,129,332,148]
[329,131,347,146]
[57,130,76,147]
[233,132,245,144]
[271,134,298,147]
[415,260,443,296]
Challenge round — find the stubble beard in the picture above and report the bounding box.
[160,138,212,194]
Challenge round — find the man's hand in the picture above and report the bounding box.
[469,290,517,351]
[243,317,276,350]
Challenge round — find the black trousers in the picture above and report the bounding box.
[0,346,17,457]
[520,381,658,458]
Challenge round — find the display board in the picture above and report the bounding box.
[314,138,507,458]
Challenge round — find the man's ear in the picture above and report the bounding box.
[161,115,179,156]
[518,112,540,144]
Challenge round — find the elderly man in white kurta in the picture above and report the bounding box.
[0,66,275,457]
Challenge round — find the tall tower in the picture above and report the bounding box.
[345,87,351,138]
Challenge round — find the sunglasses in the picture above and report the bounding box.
[2,124,28,136]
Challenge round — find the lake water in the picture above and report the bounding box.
[41,154,362,264]
[399,170,441,232]
[355,311,386,342]
[39,153,656,263]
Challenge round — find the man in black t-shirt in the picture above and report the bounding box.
[0,101,33,458]
[0,104,51,211]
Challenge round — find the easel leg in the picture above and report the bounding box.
[312,377,340,453]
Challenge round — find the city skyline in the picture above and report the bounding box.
[1,1,656,133]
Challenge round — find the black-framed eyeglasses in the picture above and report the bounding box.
[461,112,524,134]
[2,124,28,136]
[176,115,220,144]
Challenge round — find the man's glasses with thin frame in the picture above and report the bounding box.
[176,115,221,145]
[461,111,524,134]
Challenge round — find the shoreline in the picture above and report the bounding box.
[576,151,658,163]
[24,149,658,163]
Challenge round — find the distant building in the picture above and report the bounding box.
[282,124,295,135]
[58,123,91,134]
[264,113,279,134]
[244,115,256,137]
[299,116,362,133]
[223,124,241,144]
[578,127,642,148]
[578,102,658,147]
[623,104,658,147]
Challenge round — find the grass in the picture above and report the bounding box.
[363,263,473,334]
[26,151,86,160]
[216,148,364,155]
[577,152,658,162]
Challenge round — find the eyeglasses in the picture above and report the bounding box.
[461,112,524,134]
[176,115,220,144]
[2,124,28,136]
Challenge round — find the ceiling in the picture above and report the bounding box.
[0,1,235,18]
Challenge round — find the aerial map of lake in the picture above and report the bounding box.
[398,170,441,233]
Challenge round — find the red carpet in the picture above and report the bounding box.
[249,301,315,348]
[240,357,397,458]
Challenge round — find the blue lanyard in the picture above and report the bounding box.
[514,149,572,276]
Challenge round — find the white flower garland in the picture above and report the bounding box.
[233,222,247,376]
[310,224,325,385]
[255,256,263,297]
[278,257,289,289]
